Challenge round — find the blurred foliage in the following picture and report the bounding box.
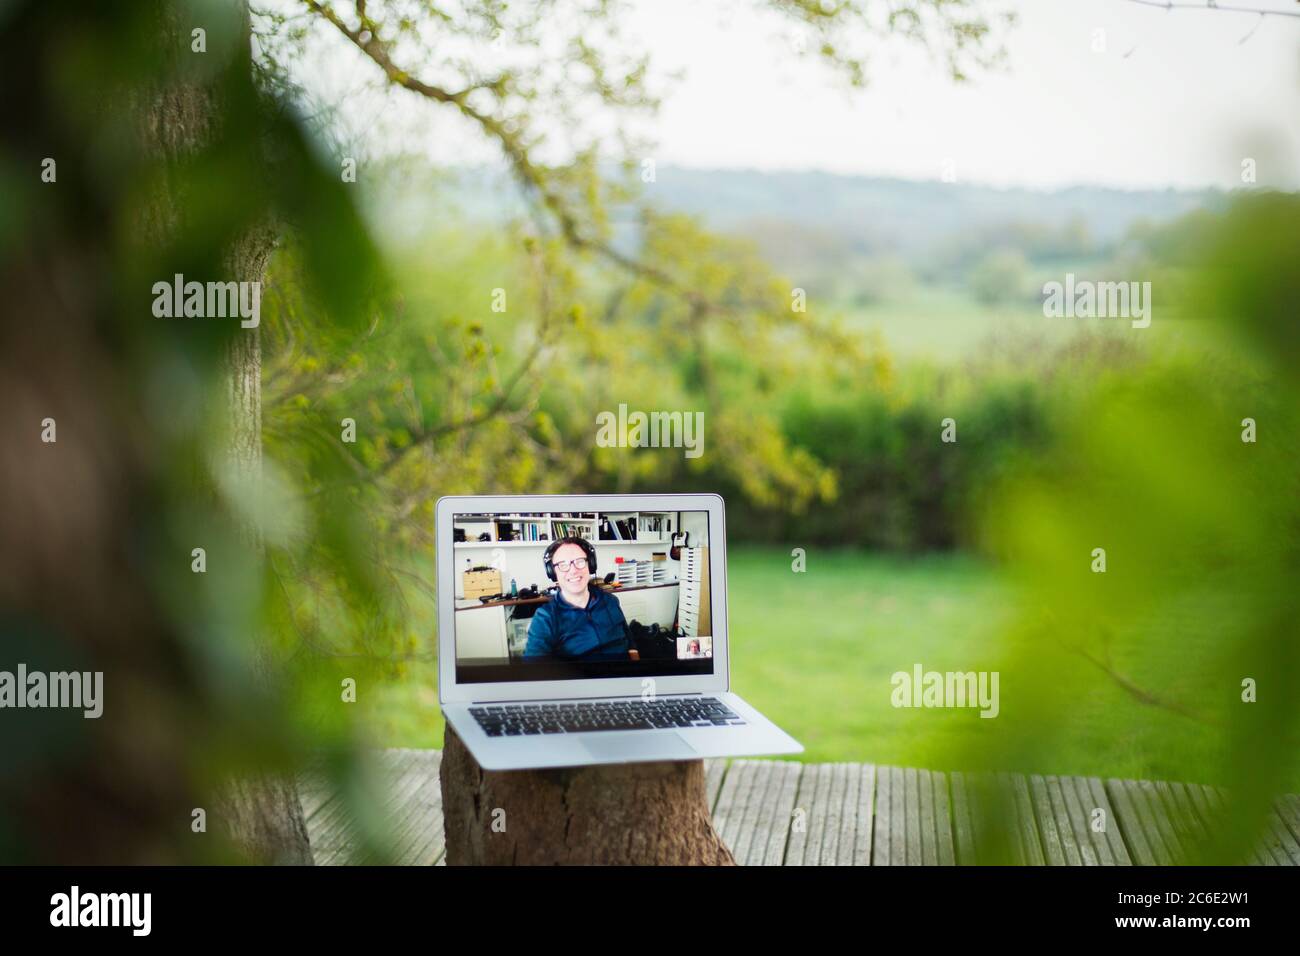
[0,0,388,862]
[950,193,1300,863]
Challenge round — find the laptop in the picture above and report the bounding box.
[436,493,803,770]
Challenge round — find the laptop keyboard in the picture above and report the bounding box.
[469,697,746,737]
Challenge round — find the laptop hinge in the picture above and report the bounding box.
[469,691,706,705]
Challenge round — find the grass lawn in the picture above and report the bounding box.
[726,547,1017,768]
[840,286,1219,363]
[355,547,1297,789]
[843,287,1054,361]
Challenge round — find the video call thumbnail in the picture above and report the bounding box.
[452,509,714,682]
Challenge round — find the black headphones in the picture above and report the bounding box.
[543,536,598,582]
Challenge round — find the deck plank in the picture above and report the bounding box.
[1078,776,1130,865]
[1144,780,1185,863]
[1174,777,1292,868]
[946,775,977,863]
[1195,783,1281,866]
[849,764,877,865]
[729,761,775,865]
[904,768,923,866]
[1162,781,1213,864]
[1193,784,1268,865]
[297,767,338,823]
[1029,775,1065,865]
[913,769,955,866]
[889,766,907,865]
[1272,793,1300,865]
[1007,772,1046,865]
[1053,775,1096,865]
[713,760,757,856]
[868,766,958,866]
[1104,778,1154,865]
[309,750,424,865]
[718,759,802,865]
[951,772,1029,864]
[784,763,825,866]
[1182,783,1231,862]
[1274,793,1300,843]
[704,759,727,814]
[870,764,897,865]
[929,770,955,866]
[1107,778,1171,865]
[868,765,888,865]
[351,750,441,866]
[762,762,803,865]
[1141,779,1189,862]
[342,750,430,865]
[1261,811,1300,865]
[787,762,875,866]
[1191,779,1276,867]
[305,752,396,864]
[389,750,445,865]
[303,751,1299,866]
[1154,780,1203,862]
[1049,775,1089,865]
[918,769,938,866]
[730,760,799,866]
[820,762,849,866]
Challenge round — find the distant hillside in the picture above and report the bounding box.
[369,164,1227,285]
[364,163,1237,358]
[645,167,1222,253]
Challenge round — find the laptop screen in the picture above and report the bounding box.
[451,509,715,683]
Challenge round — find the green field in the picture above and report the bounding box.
[842,287,1054,360]
[354,547,1295,788]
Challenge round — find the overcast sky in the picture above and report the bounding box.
[629,0,1300,189]
[295,0,1300,191]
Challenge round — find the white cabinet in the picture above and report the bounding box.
[611,584,679,630]
[455,605,508,661]
[679,547,710,637]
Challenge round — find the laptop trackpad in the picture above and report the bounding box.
[580,732,697,761]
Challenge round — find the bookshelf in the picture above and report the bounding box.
[452,511,676,547]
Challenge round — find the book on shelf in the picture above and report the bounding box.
[554,521,591,539]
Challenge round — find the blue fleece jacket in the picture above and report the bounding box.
[523,585,630,661]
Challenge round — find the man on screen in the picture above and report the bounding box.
[524,537,632,661]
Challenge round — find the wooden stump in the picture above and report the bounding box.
[440,725,735,865]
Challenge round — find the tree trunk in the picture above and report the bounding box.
[141,8,312,866]
[204,224,315,866]
[439,725,735,865]
[213,771,313,866]
[0,0,309,865]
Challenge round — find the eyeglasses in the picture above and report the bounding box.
[553,558,589,572]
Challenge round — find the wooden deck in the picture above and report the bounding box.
[299,749,1300,865]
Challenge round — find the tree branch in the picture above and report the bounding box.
[1073,641,1215,726]
[297,0,877,489]
[1122,0,1300,18]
